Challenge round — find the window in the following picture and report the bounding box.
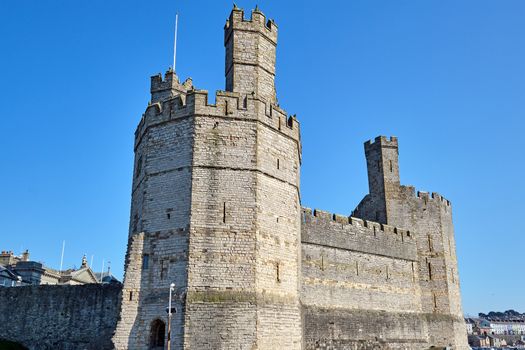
[136,155,143,178]
[160,259,168,280]
[142,254,149,270]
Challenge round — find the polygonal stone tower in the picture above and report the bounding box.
[113,6,302,350]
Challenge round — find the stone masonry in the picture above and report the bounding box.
[0,284,122,350]
[111,5,469,350]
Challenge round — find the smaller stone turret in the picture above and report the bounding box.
[150,69,193,103]
[224,6,278,103]
[365,136,400,195]
[354,136,400,224]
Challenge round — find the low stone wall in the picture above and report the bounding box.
[0,284,122,350]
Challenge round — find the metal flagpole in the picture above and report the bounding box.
[173,13,178,72]
[59,240,65,271]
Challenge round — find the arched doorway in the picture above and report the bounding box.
[149,319,166,349]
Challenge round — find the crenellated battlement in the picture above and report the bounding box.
[302,207,413,242]
[150,70,193,92]
[364,135,398,150]
[401,186,452,207]
[186,90,299,141]
[301,207,418,262]
[150,71,174,92]
[224,5,278,45]
[150,70,193,103]
[135,88,301,149]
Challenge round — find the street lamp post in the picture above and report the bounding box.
[167,282,175,350]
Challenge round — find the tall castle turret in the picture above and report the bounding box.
[359,136,401,224]
[113,6,302,349]
[225,6,278,103]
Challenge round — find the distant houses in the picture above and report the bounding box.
[466,316,525,348]
[466,316,525,336]
[490,320,525,336]
[0,250,120,286]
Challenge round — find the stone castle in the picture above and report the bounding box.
[0,5,469,350]
[111,5,468,350]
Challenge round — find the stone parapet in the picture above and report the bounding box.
[302,207,417,261]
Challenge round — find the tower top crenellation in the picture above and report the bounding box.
[364,136,398,149]
[150,70,193,103]
[224,5,278,44]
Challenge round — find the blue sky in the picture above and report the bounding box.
[1,0,524,315]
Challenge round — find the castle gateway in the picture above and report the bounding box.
[113,6,469,350]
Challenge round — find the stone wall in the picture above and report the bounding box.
[0,284,121,350]
[301,208,429,349]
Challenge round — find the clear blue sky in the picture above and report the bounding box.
[1,0,524,316]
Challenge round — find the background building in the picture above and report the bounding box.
[0,250,102,286]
